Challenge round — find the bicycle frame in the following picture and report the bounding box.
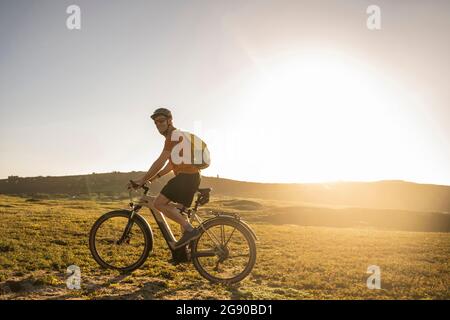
[90,181,258,281]
[127,184,210,252]
[126,182,257,257]
[139,200,223,253]
[148,207,179,251]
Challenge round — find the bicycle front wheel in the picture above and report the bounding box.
[191,217,257,284]
[89,210,153,272]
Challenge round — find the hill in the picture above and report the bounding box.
[1,172,449,213]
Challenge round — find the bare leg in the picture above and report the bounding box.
[137,195,156,208]
[174,203,186,233]
[154,194,193,231]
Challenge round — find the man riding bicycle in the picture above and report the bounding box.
[127,107,202,248]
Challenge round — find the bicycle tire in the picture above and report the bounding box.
[89,210,153,272]
[191,217,257,284]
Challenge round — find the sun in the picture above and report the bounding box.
[232,50,425,183]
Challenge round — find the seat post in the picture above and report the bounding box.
[193,196,200,211]
[193,187,211,211]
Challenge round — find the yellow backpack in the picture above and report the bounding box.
[170,130,211,170]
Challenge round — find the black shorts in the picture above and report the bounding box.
[160,173,201,207]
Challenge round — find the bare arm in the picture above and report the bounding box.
[150,162,173,182]
[135,150,170,185]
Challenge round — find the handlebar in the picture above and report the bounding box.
[129,180,149,195]
[128,180,149,209]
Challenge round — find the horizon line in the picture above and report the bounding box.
[2,171,449,188]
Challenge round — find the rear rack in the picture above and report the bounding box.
[210,211,241,220]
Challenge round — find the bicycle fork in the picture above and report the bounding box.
[117,207,139,245]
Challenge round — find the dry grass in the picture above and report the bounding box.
[0,194,448,300]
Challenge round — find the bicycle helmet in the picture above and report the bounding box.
[151,107,172,120]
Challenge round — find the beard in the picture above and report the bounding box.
[158,124,172,136]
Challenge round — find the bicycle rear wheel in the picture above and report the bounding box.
[191,217,256,284]
[89,210,153,272]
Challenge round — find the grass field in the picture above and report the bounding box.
[0,194,448,300]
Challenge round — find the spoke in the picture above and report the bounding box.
[194,222,255,281]
[95,216,147,269]
[202,228,223,250]
[224,227,237,248]
[220,224,225,246]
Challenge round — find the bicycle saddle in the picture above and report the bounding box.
[196,188,211,206]
[197,188,212,194]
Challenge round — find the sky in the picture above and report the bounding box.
[0,0,449,185]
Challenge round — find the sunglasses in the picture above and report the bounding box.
[153,118,168,124]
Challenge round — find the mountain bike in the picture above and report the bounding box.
[89,181,258,284]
